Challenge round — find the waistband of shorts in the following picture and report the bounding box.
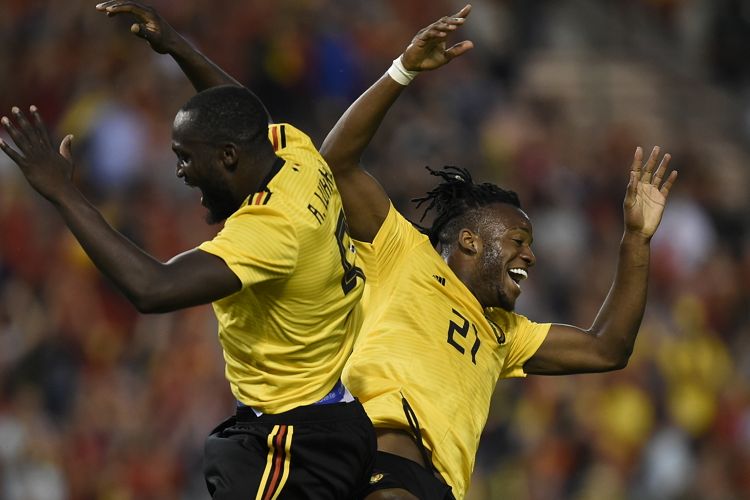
[235,398,366,425]
[235,381,367,424]
[237,380,354,416]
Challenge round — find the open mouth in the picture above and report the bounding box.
[508,268,528,288]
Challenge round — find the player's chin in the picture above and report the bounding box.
[496,290,517,312]
[202,193,239,225]
[501,279,523,307]
[203,202,233,225]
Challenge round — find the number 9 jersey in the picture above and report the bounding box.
[199,123,365,415]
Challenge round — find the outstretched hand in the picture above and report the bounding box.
[401,4,474,72]
[96,1,177,54]
[0,107,75,202]
[623,146,678,240]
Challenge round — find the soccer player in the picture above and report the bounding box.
[0,53,374,500]
[319,7,677,500]
[93,2,678,499]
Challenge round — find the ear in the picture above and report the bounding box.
[457,228,480,255]
[220,143,239,171]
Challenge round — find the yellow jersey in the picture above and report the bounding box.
[199,123,365,414]
[342,204,549,498]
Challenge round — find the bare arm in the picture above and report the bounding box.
[0,107,240,314]
[524,147,678,375]
[97,1,239,91]
[320,5,474,242]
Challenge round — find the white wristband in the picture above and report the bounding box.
[387,56,419,86]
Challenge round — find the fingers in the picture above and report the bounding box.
[630,146,643,178]
[417,19,465,44]
[0,137,24,165]
[1,106,56,160]
[641,145,660,182]
[10,106,52,150]
[445,40,474,60]
[452,4,472,20]
[624,170,637,207]
[1,110,32,152]
[96,1,150,20]
[418,26,449,42]
[59,135,74,162]
[131,23,148,40]
[425,8,469,34]
[651,153,671,187]
[659,170,678,198]
[30,105,53,148]
[95,0,118,10]
[96,0,139,13]
[630,145,677,196]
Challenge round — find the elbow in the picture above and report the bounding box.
[130,292,165,314]
[132,300,162,315]
[320,143,358,172]
[598,346,633,372]
[125,278,174,314]
[609,353,631,371]
[320,148,344,170]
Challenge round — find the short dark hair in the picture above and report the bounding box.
[179,85,270,148]
[413,166,522,247]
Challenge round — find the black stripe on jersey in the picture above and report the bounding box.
[280,125,287,149]
[250,191,272,205]
[258,157,285,192]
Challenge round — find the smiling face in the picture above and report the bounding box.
[469,203,536,310]
[172,110,239,224]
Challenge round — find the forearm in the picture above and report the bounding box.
[320,73,406,172]
[165,35,273,122]
[587,231,652,366]
[166,34,240,91]
[52,187,169,312]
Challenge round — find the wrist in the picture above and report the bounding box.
[163,29,188,55]
[48,181,82,208]
[387,56,419,86]
[622,230,652,246]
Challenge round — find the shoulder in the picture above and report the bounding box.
[268,123,317,155]
[485,308,546,335]
[364,203,428,248]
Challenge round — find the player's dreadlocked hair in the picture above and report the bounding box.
[413,166,522,247]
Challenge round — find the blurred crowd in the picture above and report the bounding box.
[1,1,749,499]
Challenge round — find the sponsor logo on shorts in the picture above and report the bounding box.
[369,473,384,484]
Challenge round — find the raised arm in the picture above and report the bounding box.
[524,147,678,375]
[320,5,473,242]
[96,1,239,91]
[0,107,240,313]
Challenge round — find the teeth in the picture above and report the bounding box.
[508,268,528,280]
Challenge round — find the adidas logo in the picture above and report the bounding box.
[432,274,446,286]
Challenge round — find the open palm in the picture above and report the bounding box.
[402,5,474,71]
[623,146,678,239]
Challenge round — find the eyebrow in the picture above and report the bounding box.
[512,226,534,244]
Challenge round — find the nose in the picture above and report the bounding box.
[176,166,185,179]
[522,245,536,267]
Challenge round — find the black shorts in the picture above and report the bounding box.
[204,400,376,499]
[361,451,455,499]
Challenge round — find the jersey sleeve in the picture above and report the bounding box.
[352,203,424,286]
[198,204,299,287]
[498,313,551,379]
